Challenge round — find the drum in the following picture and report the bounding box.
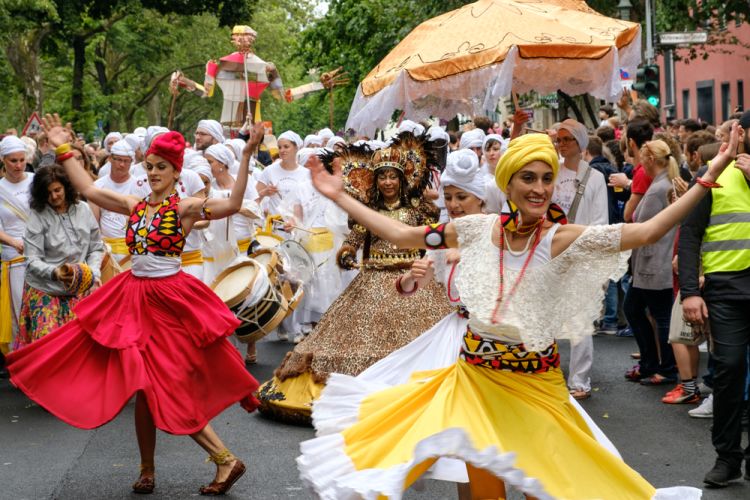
[100,251,123,284]
[210,260,288,343]
[249,248,282,284]
[253,231,283,249]
[276,240,315,285]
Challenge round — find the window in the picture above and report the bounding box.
[738,80,745,112]
[682,89,690,118]
[696,80,715,125]
[721,82,731,121]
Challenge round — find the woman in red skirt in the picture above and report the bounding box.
[7,115,265,496]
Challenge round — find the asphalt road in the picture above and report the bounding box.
[1,333,748,499]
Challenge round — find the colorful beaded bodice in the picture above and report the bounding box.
[125,192,185,256]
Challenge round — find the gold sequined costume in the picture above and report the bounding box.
[257,200,451,425]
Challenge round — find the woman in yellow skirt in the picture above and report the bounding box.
[295,126,742,499]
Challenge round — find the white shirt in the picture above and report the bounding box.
[93,175,139,239]
[211,177,261,240]
[0,174,34,260]
[552,160,608,226]
[255,162,311,217]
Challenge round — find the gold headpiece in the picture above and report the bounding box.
[372,147,405,172]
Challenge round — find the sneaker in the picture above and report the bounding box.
[703,459,742,488]
[616,327,633,337]
[639,374,677,386]
[293,332,307,344]
[688,394,713,418]
[594,319,617,335]
[661,384,700,404]
[276,330,289,341]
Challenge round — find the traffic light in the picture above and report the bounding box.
[633,64,660,107]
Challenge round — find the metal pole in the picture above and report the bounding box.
[645,0,655,64]
[242,54,253,124]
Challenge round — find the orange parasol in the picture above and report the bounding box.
[346,0,641,134]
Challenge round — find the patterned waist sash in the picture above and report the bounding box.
[459,329,559,373]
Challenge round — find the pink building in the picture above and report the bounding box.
[657,22,750,125]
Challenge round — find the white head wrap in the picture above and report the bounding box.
[303,134,322,148]
[278,131,303,149]
[196,119,224,144]
[326,136,346,149]
[555,119,589,151]
[427,126,449,143]
[205,143,236,170]
[459,128,486,150]
[104,132,123,152]
[296,147,317,168]
[0,136,27,158]
[398,120,425,136]
[226,138,246,160]
[144,126,169,149]
[184,152,213,183]
[133,127,147,138]
[123,134,142,153]
[317,128,334,143]
[367,140,387,151]
[110,140,135,161]
[441,149,485,201]
[20,136,36,162]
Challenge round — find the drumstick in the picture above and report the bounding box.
[271,220,317,234]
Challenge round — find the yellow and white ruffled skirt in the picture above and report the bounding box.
[297,331,702,500]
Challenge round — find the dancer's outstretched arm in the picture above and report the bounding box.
[307,156,458,249]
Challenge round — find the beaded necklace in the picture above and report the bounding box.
[490,219,544,324]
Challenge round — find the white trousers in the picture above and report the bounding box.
[568,335,593,392]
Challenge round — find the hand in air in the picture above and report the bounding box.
[705,122,740,182]
[512,109,529,126]
[735,152,750,181]
[41,113,74,148]
[306,155,344,202]
[245,122,265,154]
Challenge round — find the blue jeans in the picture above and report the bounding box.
[603,276,630,328]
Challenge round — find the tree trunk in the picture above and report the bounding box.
[72,36,86,115]
[4,28,50,119]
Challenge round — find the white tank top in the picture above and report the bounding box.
[504,223,560,270]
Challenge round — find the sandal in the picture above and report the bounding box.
[569,389,591,400]
[199,459,246,496]
[245,354,257,365]
[132,466,155,494]
[639,374,677,386]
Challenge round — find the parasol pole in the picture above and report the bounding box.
[167,92,178,129]
[242,53,253,125]
[329,88,334,129]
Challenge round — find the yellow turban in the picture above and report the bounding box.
[495,133,559,191]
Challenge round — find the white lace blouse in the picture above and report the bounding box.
[454,214,629,351]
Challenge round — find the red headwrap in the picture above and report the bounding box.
[146,131,185,172]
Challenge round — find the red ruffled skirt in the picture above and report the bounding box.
[7,270,259,435]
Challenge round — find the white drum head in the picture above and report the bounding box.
[277,240,315,284]
[255,234,282,248]
[211,261,260,308]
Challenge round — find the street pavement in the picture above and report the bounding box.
[1,333,748,499]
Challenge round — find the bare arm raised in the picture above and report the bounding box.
[42,114,139,216]
[307,155,458,249]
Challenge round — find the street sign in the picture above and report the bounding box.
[658,32,708,45]
[21,112,42,136]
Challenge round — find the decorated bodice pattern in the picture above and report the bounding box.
[125,192,185,256]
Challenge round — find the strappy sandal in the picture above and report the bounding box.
[245,354,257,365]
[132,465,155,494]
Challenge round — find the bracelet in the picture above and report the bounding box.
[395,275,418,296]
[424,223,448,250]
[54,143,72,155]
[56,152,75,163]
[695,177,722,189]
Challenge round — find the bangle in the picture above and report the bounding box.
[54,143,72,155]
[695,177,722,189]
[395,275,418,296]
[56,152,75,163]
